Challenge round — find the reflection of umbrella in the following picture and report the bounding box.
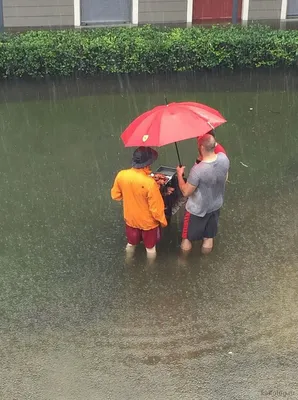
[121,101,226,165]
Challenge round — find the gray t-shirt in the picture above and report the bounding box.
[186,153,230,217]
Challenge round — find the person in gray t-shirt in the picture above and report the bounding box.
[176,133,230,254]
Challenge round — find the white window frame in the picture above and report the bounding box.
[74,0,139,27]
[187,0,193,23]
[74,0,80,26]
[241,0,249,21]
[281,0,288,19]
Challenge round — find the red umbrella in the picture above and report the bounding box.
[121,101,226,165]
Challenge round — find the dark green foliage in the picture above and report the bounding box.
[0,25,297,78]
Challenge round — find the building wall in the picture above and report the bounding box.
[3,0,74,27]
[1,0,290,28]
[248,0,282,20]
[138,0,187,24]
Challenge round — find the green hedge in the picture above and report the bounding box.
[0,25,297,78]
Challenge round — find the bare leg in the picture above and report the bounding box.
[146,247,157,265]
[181,238,192,252]
[146,246,157,260]
[146,247,157,267]
[126,243,136,251]
[125,243,136,263]
[201,238,213,255]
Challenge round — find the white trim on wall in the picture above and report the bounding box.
[74,0,81,26]
[280,0,288,19]
[132,0,138,24]
[241,0,250,21]
[187,0,193,23]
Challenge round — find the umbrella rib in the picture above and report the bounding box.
[146,108,163,147]
[182,107,210,123]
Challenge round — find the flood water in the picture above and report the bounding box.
[1,71,298,399]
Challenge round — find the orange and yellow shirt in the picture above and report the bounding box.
[111,168,167,230]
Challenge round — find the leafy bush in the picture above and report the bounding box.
[0,25,297,78]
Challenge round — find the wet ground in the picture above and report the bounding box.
[0,71,298,399]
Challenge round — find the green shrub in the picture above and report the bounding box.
[0,25,297,78]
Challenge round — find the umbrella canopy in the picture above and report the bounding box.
[121,102,226,148]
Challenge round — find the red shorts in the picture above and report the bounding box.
[125,225,161,249]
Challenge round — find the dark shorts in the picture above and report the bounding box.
[125,225,161,249]
[182,210,220,241]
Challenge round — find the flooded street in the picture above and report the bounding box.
[1,71,298,399]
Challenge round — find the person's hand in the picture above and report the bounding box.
[176,166,185,177]
[166,187,175,196]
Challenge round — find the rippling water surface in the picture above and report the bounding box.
[0,71,298,399]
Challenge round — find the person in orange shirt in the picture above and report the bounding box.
[111,146,167,259]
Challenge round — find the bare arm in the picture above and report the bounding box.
[177,173,197,197]
[176,165,199,197]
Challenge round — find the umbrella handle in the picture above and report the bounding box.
[175,142,182,167]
